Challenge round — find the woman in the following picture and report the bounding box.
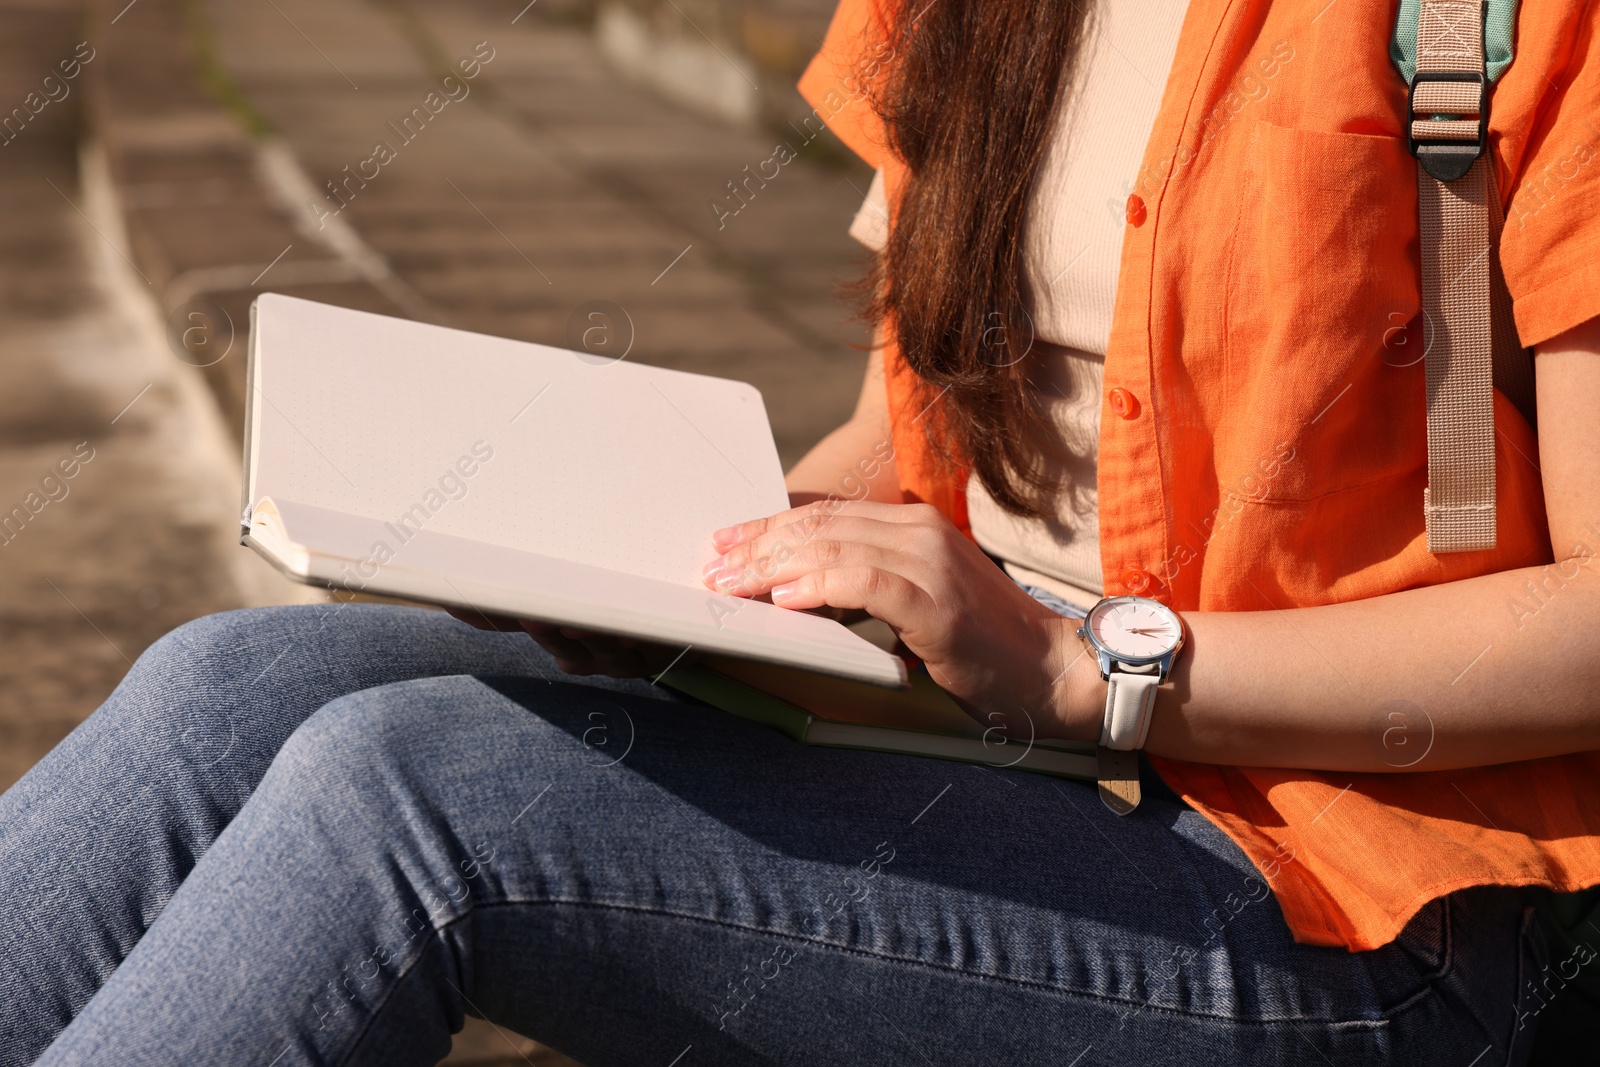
[5,0,1599,1062]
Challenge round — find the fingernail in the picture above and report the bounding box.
[701,558,725,583]
[711,526,739,547]
[771,581,796,603]
[714,568,745,592]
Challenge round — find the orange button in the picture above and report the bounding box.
[1120,567,1152,595]
[1125,194,1147,227]
[1108,387,1140,419]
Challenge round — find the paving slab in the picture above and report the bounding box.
[206,0,876,467]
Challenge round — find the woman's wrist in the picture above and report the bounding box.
[1044,617,1107,744]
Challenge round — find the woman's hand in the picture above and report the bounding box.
[702,499,1104,742]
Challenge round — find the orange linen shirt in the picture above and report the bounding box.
[800,0,1600,950]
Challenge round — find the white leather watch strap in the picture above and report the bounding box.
[1100,664,1159,750]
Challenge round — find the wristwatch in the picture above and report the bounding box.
[1076,595,1185,815]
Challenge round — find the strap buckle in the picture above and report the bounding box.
[1408,69,1488,182]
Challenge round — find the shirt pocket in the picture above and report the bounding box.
[1218,120,1422,504]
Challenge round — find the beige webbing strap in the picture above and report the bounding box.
[1413,0,1501,552]
[1417,158,1496,551]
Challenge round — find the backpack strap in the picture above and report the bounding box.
[1401,0,1534,553]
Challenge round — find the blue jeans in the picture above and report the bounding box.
[0,604,1547,1065]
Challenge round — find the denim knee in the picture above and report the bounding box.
[254,673,629,852]
[122,605,344,700]
[264,674,567,808]
[107,607,339,765]
[248,676,570,932]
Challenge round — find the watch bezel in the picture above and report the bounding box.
[1075,595,1186,679]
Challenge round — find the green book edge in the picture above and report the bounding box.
[659,664,817,743]
[659,664,1097,782]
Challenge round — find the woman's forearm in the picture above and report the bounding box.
[1118,322,1600,773]
[784,418,900,505]
[784,338,902,505]
[1134,554,1600,771]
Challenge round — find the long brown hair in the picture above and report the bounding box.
[865,0,1089,517]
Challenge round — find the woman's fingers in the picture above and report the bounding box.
[520,621,687,679]
[519,620,592,661]
[706,515,927,593]
[767,565,931,626]
[711,499,930,552]
[573,632,656,677]
[451,611,631,673]
[705,533,895,597]
[521,622,627,675]
[699,501,960,632]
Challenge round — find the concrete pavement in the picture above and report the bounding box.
[205,0,875,465]
[0,2,313,791]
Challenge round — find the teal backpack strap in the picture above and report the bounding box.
[1391,0,1519,86]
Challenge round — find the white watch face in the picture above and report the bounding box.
[1085,597,1183,661]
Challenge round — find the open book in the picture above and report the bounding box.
[241,294,905,687]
